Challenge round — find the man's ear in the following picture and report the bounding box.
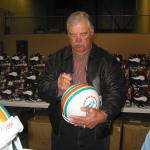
[91,32,94,35]
[90,28,94,35]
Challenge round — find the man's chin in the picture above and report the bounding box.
[73,45,83,50]
[74,48,83,52]
[73,48,88,55]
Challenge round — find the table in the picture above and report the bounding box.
[121,105,150,114]
[0,100,150,114]
[0,100,49,108]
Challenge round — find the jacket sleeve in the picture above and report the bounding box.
[100,56,127,121]
[37,54,59,103]
[95,55,126,138]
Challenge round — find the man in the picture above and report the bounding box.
[38,11,126,150]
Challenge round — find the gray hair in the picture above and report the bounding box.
[66,11,94,32]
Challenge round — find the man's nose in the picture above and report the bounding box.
[75,35,82,42]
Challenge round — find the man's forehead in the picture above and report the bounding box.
[68,24,90,32]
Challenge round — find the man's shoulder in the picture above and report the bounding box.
[92,44,114,60]
[57,45,71,53]
[48,45,72,59]
[92,44,121,69]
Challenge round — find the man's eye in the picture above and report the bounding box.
[80,32,89,37]
[68,32,90,38]
[70,34,76,37]
[81,33,87,36]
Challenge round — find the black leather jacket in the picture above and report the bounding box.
[38,43,126,138]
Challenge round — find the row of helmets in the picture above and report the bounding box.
[0,52,45,101]
[114,54,150,107]
[0,52,149,106]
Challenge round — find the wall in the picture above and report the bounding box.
[94,33,150,58]
[0,0,46,16]
[0,0,47,34]
[3,33,150,59]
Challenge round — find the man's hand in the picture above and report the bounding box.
[58,73,72,94]
[70,107,108,129]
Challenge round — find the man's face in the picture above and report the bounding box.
[68,18,94,54]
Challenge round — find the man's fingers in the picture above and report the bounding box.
[80,107,93,113]
[62,73,72,81]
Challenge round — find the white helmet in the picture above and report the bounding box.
[61,84,102,124]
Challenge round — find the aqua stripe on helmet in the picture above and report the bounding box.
[0,103,11,119]
[63,86,95,118]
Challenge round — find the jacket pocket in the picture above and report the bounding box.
[95,121,112,139]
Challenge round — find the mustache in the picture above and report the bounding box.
[72,42,83,46]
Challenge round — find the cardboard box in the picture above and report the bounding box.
[109,120,122,150]
[122,121,150,150]
[28,116,52,150]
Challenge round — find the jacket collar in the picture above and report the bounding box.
[89,43,103,60]
[63,45,72,60]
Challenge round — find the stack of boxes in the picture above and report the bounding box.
[122,121,150,150]
[109,120,123,150]
[28,116,52,150]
